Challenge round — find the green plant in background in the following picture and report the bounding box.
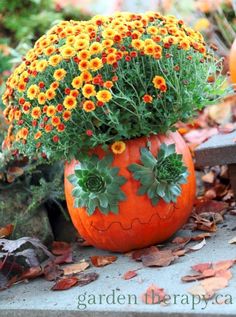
[128,144,188,205]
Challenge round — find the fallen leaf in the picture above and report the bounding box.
[131,246,159,261]
[142,250,176,267]
[172,236,191,244]
[188,284,206,297]
[77,272,99,286]
[194,200,228,214]
[44,262,64,281]
[200,277,228,295]
[51,241,72,264]
[90,255,117,267]
[202,171,215,184]
[19,266,43,281]
[188,239,206,251]
[212,260,234,271]
[123,270,138,280]
[142,284,167,304]
[228,237,236,244]
[63,261,89,275]
[191,233,211,241]
[182,270,215,282]
[184,128,218,145]
[192,263,212,273]
[51,277,78,291]
[0,224,14,238]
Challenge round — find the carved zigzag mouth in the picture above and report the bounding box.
[90,204,178,232]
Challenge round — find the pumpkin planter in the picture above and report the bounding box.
[2,13,226,253]
[64,132,196,252]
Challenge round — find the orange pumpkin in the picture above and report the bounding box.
[229,38,236,84]
[64,132,196,252]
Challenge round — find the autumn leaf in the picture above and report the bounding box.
[0,224,14,238]
[63,261,89,275]
[51,241,72,264]
[43,262,64,281]
[191,233,211,241]
[188,239,206,251]
[77,272,99,286]
[201,171,215,184]
[142,250,177,267]
[192,263,212,273]
[6,166,24,183]
[142,284,167,304]
[194,200,228,214]
[131,246,159,261]
[172,236,191,244]
[123,270,138,280]
[228,236,236,244]
[90,255,117,267]
[51,277,79,291]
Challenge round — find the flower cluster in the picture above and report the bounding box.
[2,12,225,160]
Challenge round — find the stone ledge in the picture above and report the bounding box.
[1,215,236,317]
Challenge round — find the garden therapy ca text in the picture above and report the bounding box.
[77,289,233,310]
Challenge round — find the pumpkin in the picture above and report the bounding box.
[64,132,196,252]
[229,38,236,84]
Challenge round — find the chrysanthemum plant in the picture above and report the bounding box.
[2,12,227,215]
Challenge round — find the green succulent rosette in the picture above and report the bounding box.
[128,143,188,205]
[68,154,126,215]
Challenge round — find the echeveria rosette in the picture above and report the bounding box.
[128,143,188,205]
[68,154,126,215]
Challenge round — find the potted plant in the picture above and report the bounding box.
[2,12,226,252]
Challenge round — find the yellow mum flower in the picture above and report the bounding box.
[82,84,96,98]
[89,58,103,71]
[131,39,144,50]
[74,39,89,50]
[78,60,90,72]
[31,107,41,119]
[36,60,48,72]
[96,90,112,103]
[78,50,91,60]
[60,45,76,59]
[83,100,96,112]
[27,85,40,100]
[111,141,126,154]
[49,55,62,67]
[63,96,77,110]
[53,68,67,81]
[38,92,46,105]
[89,42,102,55]
[72,76,83,89]
[152,76,166,89]
[47,105,56,117]
[46,88,56,100]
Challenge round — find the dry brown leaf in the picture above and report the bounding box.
[142,250,176,267]
[63,261,89,275]
[212,260,234,271]
[123,270,138,280]
[201,171,215,184]
[0,224,14,238]
[142,284,167,304]
[194,200,228,214]
[77,272,99,286]
[44,262,64,281]
[131,246,159,261]
[90,255,117,267]
[172,236,191,244]
[191,263,212,273]
[191,233,211,241]
[200,277,229,294]
[188,239,206,251]
[51,277,78,291]
[188,284,206,297]
[228,236,236,244]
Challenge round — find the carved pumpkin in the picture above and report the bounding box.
[229,38,236,84]
[64,132,196,252]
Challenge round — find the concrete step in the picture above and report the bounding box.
[1,214,236,317]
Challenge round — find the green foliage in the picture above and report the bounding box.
[128,143,188,205]
[68,154,126,215]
